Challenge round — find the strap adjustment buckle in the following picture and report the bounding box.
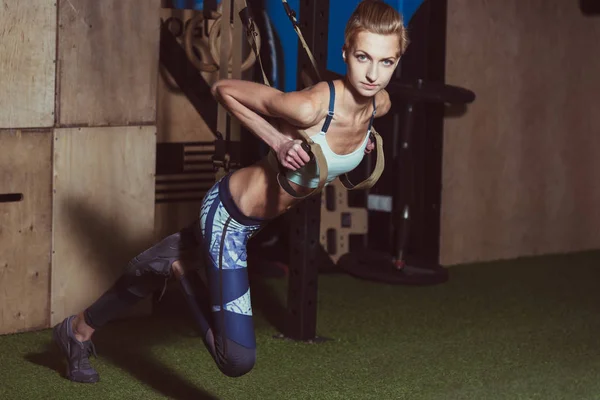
[282,1,299,26]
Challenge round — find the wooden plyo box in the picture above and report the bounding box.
[0,2,56,128]
[157,8,216,144]
[56,0,161,127]
[51,126,157,325]
[0,130,53,334]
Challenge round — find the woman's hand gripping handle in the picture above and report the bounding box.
[275,139,314,171]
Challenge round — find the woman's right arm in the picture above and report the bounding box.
[211,80,327,169]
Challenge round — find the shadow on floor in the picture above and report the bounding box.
[25,197,303,399]
[25,299,219,400]
[25,198,219,399]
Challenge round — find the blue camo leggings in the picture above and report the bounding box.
[196,173,265,377]
[82,173,266,377]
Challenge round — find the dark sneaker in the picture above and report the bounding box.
[53,315,100,383]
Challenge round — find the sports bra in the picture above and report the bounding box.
[285,81,376,188]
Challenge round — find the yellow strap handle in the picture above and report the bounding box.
[234,0,330,196]
[267,130,329,199]
[338,128,385,190]
[212,0,331,194]
[279,0,385,192]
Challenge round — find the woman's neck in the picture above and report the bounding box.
[339,77,374,118]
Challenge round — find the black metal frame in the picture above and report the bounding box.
[368,0,448,268]
[403,0,448,268]
[283,0,452,339]
[283,0,330,341]
[581,0,600,15]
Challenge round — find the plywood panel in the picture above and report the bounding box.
[155,201,203,240]
[51,126,156,325]
[157,67,216,143]
[0,1,56,128]
[157,8,217,143]
[0,130,52,334]
[57,0,161,126]
[440,1,600,265]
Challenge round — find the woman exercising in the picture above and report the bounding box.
[53,0,409,383]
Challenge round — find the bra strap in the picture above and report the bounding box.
[320,81,336,133]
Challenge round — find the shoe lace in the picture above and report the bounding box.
[79,341,98,369]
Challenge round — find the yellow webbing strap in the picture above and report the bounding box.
[231,0,329,197]
[233,0,270,86]
[215,0,234,181]
[266,130,329,200]
[281,0,321,82]
[279,0,385,191]
[209,0,382,191]
[338,128,385,190]
[230,0,243,148]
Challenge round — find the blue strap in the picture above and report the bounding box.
[320,81,336,133]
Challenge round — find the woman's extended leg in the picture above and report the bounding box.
[53,174,264,382]
[192,173,265,377]
[52,223,200,383]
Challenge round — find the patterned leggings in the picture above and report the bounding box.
[83,173,264,377]
[195,173,265,377]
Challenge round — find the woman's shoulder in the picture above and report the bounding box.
[374,89,392,117]
[297,80,333,99]
[275,82,330,128]
[290,82,333,121]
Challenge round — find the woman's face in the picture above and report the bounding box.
[344,31,401,97]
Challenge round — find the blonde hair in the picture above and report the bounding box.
[344,0,409,56]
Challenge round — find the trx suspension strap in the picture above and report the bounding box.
[211,0,330,197]
[234,1,270,86]
[229,0,244,179]
[214,0,264,180]
[204,1,381,192]
[266,131,329,200]
[281,0,321,82]
[238,0,329,199]
[214,0,235,180]
[280,0,385,192]
[338,129,384,190]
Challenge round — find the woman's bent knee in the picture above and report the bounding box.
[216,339,256,377]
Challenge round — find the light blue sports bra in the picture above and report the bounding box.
[285,81,377,188]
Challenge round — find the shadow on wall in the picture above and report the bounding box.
[60,196,156,281]
[444,103,469,119]
[581,0,600,15]
[30,198,219,398]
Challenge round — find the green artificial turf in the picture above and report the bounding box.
[2,250,600,399]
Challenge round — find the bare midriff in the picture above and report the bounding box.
[227,157,311,220]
